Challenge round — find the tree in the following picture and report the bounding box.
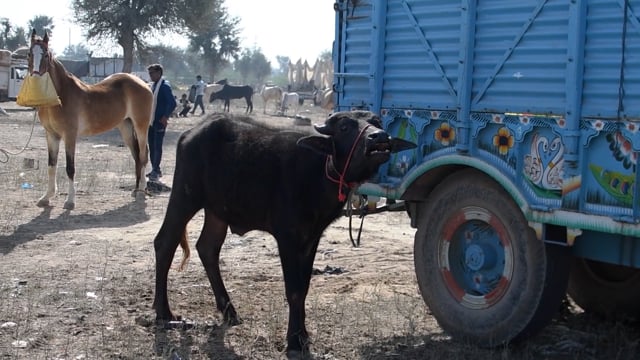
[319,50,332,62]
[184,0,241,82]
[0,18,10,49]
[233,48,271,85]
[234,50,251,84]
[5,27,27,51]
[28,16,55,38]
[276,55,290,75]
[72,0,182,72]
[0,19,28,51]
[137,44,194,84]
[61,44,91,60]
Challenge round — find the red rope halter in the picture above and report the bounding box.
[324,124,371,202]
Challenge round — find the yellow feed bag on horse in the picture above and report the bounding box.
[16,73,61,107]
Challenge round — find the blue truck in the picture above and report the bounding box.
[332,0,640,346]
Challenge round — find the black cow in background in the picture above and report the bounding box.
[209,78,253,113]
[152,111,416,358]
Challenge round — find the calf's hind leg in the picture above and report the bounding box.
[196,209,241,325]
[153,204,199,321]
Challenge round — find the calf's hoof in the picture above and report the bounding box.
[286,333,311,359]
[222,304,242,326]
[285,348,312,360]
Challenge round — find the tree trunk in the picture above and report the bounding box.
[118,30,135,73]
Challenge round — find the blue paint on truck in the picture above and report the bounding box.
[333,0,640,346]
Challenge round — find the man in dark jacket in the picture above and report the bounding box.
[147,64,177,181]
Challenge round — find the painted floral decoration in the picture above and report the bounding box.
[493,127,514,155]
[434,123,456,146]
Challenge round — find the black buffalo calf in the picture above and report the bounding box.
[152,110,415,357]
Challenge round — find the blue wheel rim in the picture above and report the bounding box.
[439,206,514,309]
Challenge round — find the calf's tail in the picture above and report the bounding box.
[178,229,191,271]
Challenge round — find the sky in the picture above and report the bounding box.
[5,0,336,64]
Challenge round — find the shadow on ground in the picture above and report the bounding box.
[0,196,148,255]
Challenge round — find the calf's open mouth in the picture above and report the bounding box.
[367,141,393,155]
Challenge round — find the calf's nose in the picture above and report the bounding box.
[367,130,390,143]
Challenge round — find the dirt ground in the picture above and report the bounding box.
[0,98,638,360]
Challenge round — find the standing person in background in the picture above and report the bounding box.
[191,75,206,115]
[147,64,177,182]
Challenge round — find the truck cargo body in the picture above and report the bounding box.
[333,0,640,346]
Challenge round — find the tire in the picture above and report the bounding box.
[414,169,570,346]
[568,258,640,321]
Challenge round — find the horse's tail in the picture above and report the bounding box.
[178,229,191,271]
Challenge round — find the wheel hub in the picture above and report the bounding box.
[464,243,497,271]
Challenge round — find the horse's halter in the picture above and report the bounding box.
[29,40,50,76]
[325,124,372,202]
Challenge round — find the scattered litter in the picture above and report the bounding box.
[11,340,28,348]
[22,158,37,169]
[320,249,337,260]
[1,322,17,328]
[68,240,81,246]
[134,316,153,327]
[293,115,311,126]
[167,320,194,330]
[95,277,106,281]
[312,265,346,275]
[92,144,109,148]
[20,182,33,189]
[156,319,195,330]
[86,292,98,299]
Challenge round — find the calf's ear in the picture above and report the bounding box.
[297,135,334,155]
[390,138,417,153]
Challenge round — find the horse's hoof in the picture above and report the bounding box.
[36,199,50,208]
[63,201,75,210]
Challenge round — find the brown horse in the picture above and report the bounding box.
[27,30,153,210]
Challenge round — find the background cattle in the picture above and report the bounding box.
[152,111,415,357]
[209,79,253,113]
[203,83,224,109]
[280,91,300,116]
[260,85,283,114]
[315,88,334,112]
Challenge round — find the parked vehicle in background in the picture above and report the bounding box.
[0,49,28,101]
[333,0,640,347]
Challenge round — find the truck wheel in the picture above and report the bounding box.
[568,258,640,320]
[414,169,570,346]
